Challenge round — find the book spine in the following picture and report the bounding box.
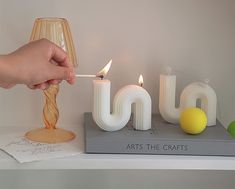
[86,139,235,156]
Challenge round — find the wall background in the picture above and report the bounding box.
[0,0,234,189]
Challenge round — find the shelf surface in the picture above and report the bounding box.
[0,125,235,170]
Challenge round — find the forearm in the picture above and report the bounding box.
[0,54,19,88]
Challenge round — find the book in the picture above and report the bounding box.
[84,113,235,156]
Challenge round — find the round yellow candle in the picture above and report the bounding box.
[180,108,207,134]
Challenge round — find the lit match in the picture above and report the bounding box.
[75,59,112,79]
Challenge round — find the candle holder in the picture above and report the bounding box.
[25,18,77,143]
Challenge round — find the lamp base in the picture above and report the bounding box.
[25,128,76,143]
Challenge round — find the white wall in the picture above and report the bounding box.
[0,0,234,127]
[0,0,235,189]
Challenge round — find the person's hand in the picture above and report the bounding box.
[0,39,76,89]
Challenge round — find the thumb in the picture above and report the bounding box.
[49,64,72,82]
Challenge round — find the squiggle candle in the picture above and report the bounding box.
[92,80,152,131]
[159,74,217,126]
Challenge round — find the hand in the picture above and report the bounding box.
[0,39,76,89]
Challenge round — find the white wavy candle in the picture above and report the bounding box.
[159,75,217,126]
[92,80,152,131]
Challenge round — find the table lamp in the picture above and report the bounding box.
[25,18,78,143]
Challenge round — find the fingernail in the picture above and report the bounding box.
[69,71,73,78]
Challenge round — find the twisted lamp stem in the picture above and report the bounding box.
[43,85,59,129]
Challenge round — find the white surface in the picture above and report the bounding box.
[1,150,235,170]
[0,170,234,189]
[0,125,235,170]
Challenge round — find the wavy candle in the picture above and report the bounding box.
[159,69,217,126]
[92,76,152,131]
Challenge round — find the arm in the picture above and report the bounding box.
[0,55,16,89]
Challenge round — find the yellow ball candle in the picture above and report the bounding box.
[180,108,207,134]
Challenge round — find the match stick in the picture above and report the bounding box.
[75,74,97,78]
[75,59,112,79]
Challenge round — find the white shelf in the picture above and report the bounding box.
[0,126,235,170]
[2,151,235,170]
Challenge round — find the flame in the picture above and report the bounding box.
[139,74,144,87]
[96,59,112,79]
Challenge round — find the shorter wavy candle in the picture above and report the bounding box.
[159,72,217,126]
[92,79,152,131]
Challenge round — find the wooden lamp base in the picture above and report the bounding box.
[25,128,76,143]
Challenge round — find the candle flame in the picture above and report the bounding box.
[96,59,112,79]
[139,74,144,87]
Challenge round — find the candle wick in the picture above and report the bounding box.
[204,78,210,85]
[166,66,172,75]
[98,75,104,80]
